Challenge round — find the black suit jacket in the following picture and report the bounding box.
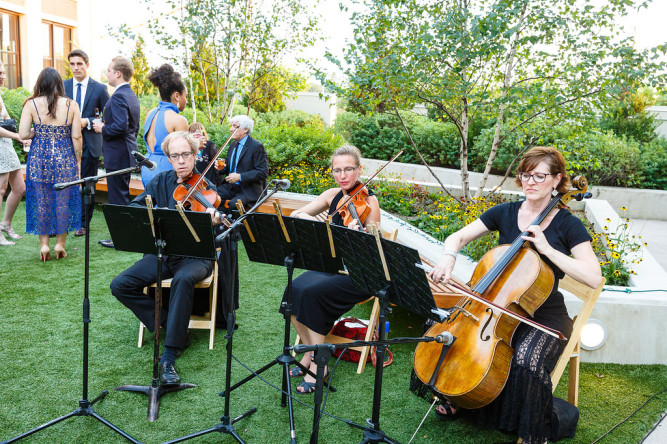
[219,135,269,205]
[64,77,110,158]
[101,84,141,170]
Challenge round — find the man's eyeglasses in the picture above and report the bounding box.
[168,152,194,160]
[518,172,552,183]
[331,167,358,175]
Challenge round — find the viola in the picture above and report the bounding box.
[172,172,222,212]
[337,182,372,228]
[413,177,591,410]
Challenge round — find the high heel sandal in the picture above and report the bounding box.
[296,369,329,395]
[0,234,14,246]
[54,245,67,260]
[0,223,22,239]
[40,246,52,262]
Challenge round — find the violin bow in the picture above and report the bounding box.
[416,262,566,340]
[330,148,404,219]
[181,127,241,204]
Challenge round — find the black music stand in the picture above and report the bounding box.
[224,212,342,443]
[2,170,143,444]
[328,225,446,444]
[102,204,216,421]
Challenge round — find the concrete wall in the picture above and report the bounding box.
[284,92,338,127]
[648,105,667,139]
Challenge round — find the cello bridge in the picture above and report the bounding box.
[454,306,479,322]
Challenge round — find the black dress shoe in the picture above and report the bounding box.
[98,239,114,248]
[159,362,181,386]
[74,228,86,237]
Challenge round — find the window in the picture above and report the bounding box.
[0,10,20,88]
[43,21,72,78]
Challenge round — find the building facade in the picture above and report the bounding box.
[0,0,92,89]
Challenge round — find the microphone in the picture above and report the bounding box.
[271,178,290,190]
[434,332,454,345]
[132,151,157,171]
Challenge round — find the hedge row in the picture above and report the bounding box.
[335,111,667,190]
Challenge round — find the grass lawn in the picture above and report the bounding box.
[1,202,666,443]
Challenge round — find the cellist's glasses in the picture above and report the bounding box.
[518,172,552,182]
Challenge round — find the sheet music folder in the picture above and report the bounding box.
[330,224,444,324]
[239,213,343,274]
[102,204,216,260]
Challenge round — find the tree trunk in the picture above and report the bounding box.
[475,1,528,198]
[460,96,471,202]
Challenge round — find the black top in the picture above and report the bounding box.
[195,140,221,186]
[328,185,375,227]
[479,200,592,336]
[131,169,216,209]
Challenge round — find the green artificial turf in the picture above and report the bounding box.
[1,202,666,443]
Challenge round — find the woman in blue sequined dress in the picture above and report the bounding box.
[141,64,188,186]
[19,67,82,261]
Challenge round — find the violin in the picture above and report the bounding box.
[337,182,372,228]
[330,149,404,229]
[172,172,222,213]
[413,177,591,410]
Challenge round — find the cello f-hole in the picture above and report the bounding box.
[480,308,494,342]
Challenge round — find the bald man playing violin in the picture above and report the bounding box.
[110,131,221,386]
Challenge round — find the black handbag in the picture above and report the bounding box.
[550,396,579,441]
[0,118,17,133]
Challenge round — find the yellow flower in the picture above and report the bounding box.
[614,270,621,276]
[611,251,620,259]
[621,206,627,211]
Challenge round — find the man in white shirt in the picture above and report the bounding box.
[64,49,110,236]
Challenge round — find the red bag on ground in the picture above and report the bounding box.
[329,317,393,368]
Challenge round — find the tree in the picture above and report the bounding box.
[113,0,319,124]
[323,0,666,201]
[243,65,307,113]
[130,35,155,96]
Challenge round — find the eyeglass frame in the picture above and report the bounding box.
[517,172,553,183]
[168,151,195,160]
[331,166,359,175]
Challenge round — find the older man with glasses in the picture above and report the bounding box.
[216,115,269,211]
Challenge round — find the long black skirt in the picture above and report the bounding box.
[279,271,370,336]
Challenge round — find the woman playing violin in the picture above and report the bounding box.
[282,145,381,394]
[428,147,602,444]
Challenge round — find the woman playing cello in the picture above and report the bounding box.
[427,147,602,443]
[281,145,381,394]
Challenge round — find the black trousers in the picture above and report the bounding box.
[80,155,99,225]
[110,254,213,350]
[106,169,131,206]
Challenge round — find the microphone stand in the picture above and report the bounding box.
[165,182,283,443]
[3,168,142,443]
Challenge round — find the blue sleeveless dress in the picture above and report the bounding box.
[25,100,81,235]
[141,101,180,186]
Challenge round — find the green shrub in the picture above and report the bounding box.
[2,87,31,162]
[561,130,642,187]
[254,124,344,172]
[470,125,527,175]
[639,139,667,190]
[334,111,460,167]
[256,109,324,129]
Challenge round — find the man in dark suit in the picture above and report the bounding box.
[64,49,110,237]
[216,115,269,210]
[93,56,141,248]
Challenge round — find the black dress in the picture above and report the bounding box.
[279,189,373,336]
[413,201,591,444]
[195,140,221,186]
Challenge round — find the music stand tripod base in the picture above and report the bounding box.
[115,383,197,422]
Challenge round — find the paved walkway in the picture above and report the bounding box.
[633,219,667,272]
[628,220,667,442]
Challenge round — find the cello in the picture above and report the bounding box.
[413,176,590,410]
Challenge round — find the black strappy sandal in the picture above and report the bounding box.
[434,400,459,421]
